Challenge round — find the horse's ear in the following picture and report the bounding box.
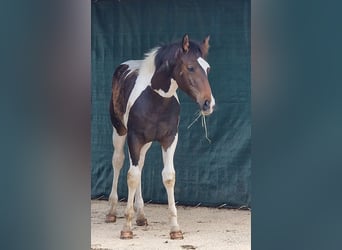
[182,34,190,52]
[201,35,210,58]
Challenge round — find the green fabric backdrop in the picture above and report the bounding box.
[91,0,251,207]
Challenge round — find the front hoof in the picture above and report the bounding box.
[170,231,184,240]
[136,218,148,226]
[105,214,116,223]
[120,230,133,239]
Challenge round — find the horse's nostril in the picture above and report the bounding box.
[203,100,210,111]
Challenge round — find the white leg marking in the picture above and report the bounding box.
[161,134,180,232]
[108,129,126,216]
[123,163,141,232]
[134,142,152,223]
[122,142,152,232]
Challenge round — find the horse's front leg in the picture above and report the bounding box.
[134,142,152,226]
[120,134,145,239]
[161,134,183,240]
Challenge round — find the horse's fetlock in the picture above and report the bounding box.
[125,207,135,219]
[109,194,118,203]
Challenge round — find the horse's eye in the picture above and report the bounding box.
[187,65,194,72]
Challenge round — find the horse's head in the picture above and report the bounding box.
[173,34,215,115]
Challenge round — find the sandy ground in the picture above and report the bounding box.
[91,200,250,250]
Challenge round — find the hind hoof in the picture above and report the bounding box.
[170,231,184,240]
[120,230,133,239]
[105,214,116,223]
[136,218,148,226]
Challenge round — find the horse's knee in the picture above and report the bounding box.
[162,169,175,188]
[127,166,141,188]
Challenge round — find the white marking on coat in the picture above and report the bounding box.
[197,57,210,75]
[198,57,214,113]
[123,48,180,126]
[123,48,159,126]
[210,94,216,112]
[153,78,179,99]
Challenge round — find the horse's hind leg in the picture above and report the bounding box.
[106,129,126,223]
[161,134,183,240]
[134,142,152,226]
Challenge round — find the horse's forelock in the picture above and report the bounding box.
[155,40,203,70]
[187,41,203,57]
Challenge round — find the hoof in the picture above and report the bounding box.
[170,230,184,240]
[105,214,116,223]
[120,230,133,239]
[136,218,148,226]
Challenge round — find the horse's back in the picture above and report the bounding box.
[110,60,141,135]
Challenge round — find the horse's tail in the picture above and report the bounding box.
[109,65,130,136]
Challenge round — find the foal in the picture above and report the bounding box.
[106,34,215,239]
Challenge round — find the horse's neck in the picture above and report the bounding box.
[136,48,179,98]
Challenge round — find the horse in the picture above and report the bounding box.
[106,34,215,240]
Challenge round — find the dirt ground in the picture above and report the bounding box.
[91,200,250,250]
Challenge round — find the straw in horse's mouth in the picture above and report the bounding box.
[187,111,211,143]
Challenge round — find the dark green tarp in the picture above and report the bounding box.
[91,0,251,207]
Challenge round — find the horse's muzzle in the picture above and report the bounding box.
[200,96,215,115]
[202,100,210,111]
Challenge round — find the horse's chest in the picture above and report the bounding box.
[127,88,180,141]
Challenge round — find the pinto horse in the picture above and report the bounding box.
[106,34,215,240]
